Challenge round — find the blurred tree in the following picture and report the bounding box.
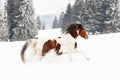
[6,0,38,41]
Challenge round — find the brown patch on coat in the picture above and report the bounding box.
[42,39,57,56]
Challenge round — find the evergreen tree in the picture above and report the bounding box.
[72,0,85,23]
[36,16,41,30]
[61,0,120,34]
[84,0,99,34]
[0,7,9,41]
[41,24,46,30]
[84,0,120,34]
[52,16,58,28]
[58,12,64,28]
[6,0,38,41]
[92,0,119,34]
[62,3,73,30]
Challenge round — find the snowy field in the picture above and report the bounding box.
[0,28,120,80]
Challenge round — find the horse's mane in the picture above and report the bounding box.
[64,22,85,34]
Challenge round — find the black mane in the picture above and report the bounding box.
[65,23,85,33]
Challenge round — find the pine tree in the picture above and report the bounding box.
[36,16,41,30]
[41,24,46,30]
[86,0,120,34]
[0,6,9,41]
[58,12,64,28]
[52,16,58,29]
[59,0,120,34]
[109,0,120,32]
[93,0,120,34]
[72,0,120,34]
[6,0,38,41]
[84,0,99,34]
[72,0,85,23]
[62,3,73,30]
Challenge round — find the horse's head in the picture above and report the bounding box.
[65,22,88,39]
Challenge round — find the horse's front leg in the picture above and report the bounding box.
[55,43,62,55]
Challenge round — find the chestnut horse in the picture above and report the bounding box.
[21,22,89,63]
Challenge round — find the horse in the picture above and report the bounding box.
[21,22,89,63]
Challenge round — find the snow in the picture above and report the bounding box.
[0,28,120,80]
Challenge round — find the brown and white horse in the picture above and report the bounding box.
[21,22,89,63]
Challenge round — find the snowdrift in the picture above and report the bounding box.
[0,28,120,80]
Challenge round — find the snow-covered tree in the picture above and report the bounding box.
[6,0,38,41]
[41,23,46,30]
[52,16,58,29]
[87,0,120,34]
[62,3,73,30]
[60,0,120,34]
[58,12,64,28]
[72,0,85,22]
[0,6,9,41]
[36,16,41,30]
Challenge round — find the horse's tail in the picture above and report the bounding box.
[21,40,31,63]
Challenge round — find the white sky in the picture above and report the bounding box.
[33,0,75,16]
[0,0,75,15]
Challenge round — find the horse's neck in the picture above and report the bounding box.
[62,33,73,38]
[57,33,76,43]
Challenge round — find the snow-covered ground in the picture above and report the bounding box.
[0,28,120,80]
